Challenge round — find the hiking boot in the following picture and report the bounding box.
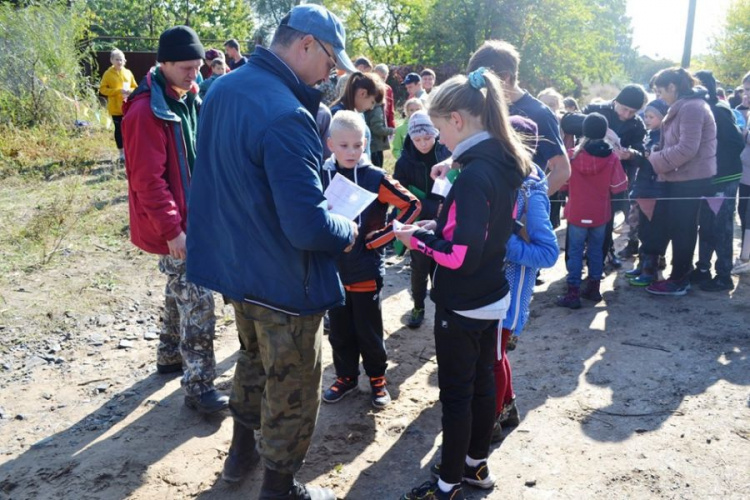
[617,239,639,259]
[580,279,602,302]
[401,481,465,500]
[498,398,520,428]
[429,461,495,490]
[369,376,391,408]
[407,307,425,329]
[156,362,183,374]
[689,267,711,285]
[322,376,357,404]
[700,275,734,292]
[222,421,260,483]
[259,468,335,500]
[184,389,229,414]
[646,278,690,296]
[556,285,581,309]
[731,258,750,275]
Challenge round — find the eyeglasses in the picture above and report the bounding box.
[315,38,337,70]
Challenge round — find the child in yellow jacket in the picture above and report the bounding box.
[99,49,136,162]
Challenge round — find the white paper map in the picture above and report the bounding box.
[324,173,378,220]
[431,177,452,197]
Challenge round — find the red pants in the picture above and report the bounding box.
[493,327,514,416]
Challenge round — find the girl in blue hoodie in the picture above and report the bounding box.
[492,116,559,442]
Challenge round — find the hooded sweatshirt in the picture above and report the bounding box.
[564,140,628,227]
[410,135,524,311]
[321,156,420,286]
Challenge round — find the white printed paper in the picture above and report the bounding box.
[431,177,452,197]
[324,173,378,220]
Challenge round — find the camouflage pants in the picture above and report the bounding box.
[229,300,324,474]
[157,255,217,397]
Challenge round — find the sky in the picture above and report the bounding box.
[626,0,733,61]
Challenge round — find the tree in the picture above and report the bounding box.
[706,0,750,86]
[335,0,428,64]
[86,0,253,52]
[408,0,634,96]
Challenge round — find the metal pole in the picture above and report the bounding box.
[682,0,697,68]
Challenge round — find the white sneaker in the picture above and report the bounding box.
[731,259,750,275]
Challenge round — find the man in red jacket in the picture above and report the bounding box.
[122,26,228,414]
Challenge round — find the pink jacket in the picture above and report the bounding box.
[650,95,717,182]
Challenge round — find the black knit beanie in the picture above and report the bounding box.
[615,84,646,110]
[157,26,205,63]
[582,112,608,140]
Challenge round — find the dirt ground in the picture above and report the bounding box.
[0,167,749,500]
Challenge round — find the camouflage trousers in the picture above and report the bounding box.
[157,255,217,397]
[229,300,324,474]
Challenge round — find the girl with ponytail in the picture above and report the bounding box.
[395,68,530,500]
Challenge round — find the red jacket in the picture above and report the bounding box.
[122,70,198,255]
[384,85,396,129]
[564,143,627,227]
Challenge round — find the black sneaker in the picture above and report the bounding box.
[369,376,391,408]
[401,481,465,500]
[407,308,425,329]
[700,275,734,292]
[689,267,711,285]
[429,461,495,490]
[322,376,357,403]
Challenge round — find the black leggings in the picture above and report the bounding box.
[112,115,123,149]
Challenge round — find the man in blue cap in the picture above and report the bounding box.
[186,5,357,499]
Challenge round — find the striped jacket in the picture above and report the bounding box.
[322,156,420,285]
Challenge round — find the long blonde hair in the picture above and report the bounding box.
[428,68,532,178]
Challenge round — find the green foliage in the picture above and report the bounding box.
[706,0,750,87]
[334,0,428,65]
[86,0,254,51]
[0,1,99,127]
[405,0,635,95]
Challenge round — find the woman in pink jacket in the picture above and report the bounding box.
[642,67,717,296]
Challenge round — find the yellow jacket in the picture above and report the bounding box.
[99,66,137,117]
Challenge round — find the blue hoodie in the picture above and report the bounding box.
[503,164,559,334]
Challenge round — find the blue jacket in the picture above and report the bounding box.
[186,47,354,316]
[503,165,559,334]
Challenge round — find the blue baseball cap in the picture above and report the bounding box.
[285,5,357,73]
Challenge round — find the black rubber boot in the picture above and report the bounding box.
[183,388,229,414]
[221,421,260,483]
[259,468,336,500]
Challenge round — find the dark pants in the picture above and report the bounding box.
[370,150,384,167]
[602,192,629,261]
[112,115,123,149]
[435,306,498,484]
[549,192,564,229]
[410,250,435,310]
[697,181,739,278]
[642,179,708,280]
[328,284,387,378]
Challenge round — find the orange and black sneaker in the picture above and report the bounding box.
[369,376,391,408]
[322,376,357,404]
